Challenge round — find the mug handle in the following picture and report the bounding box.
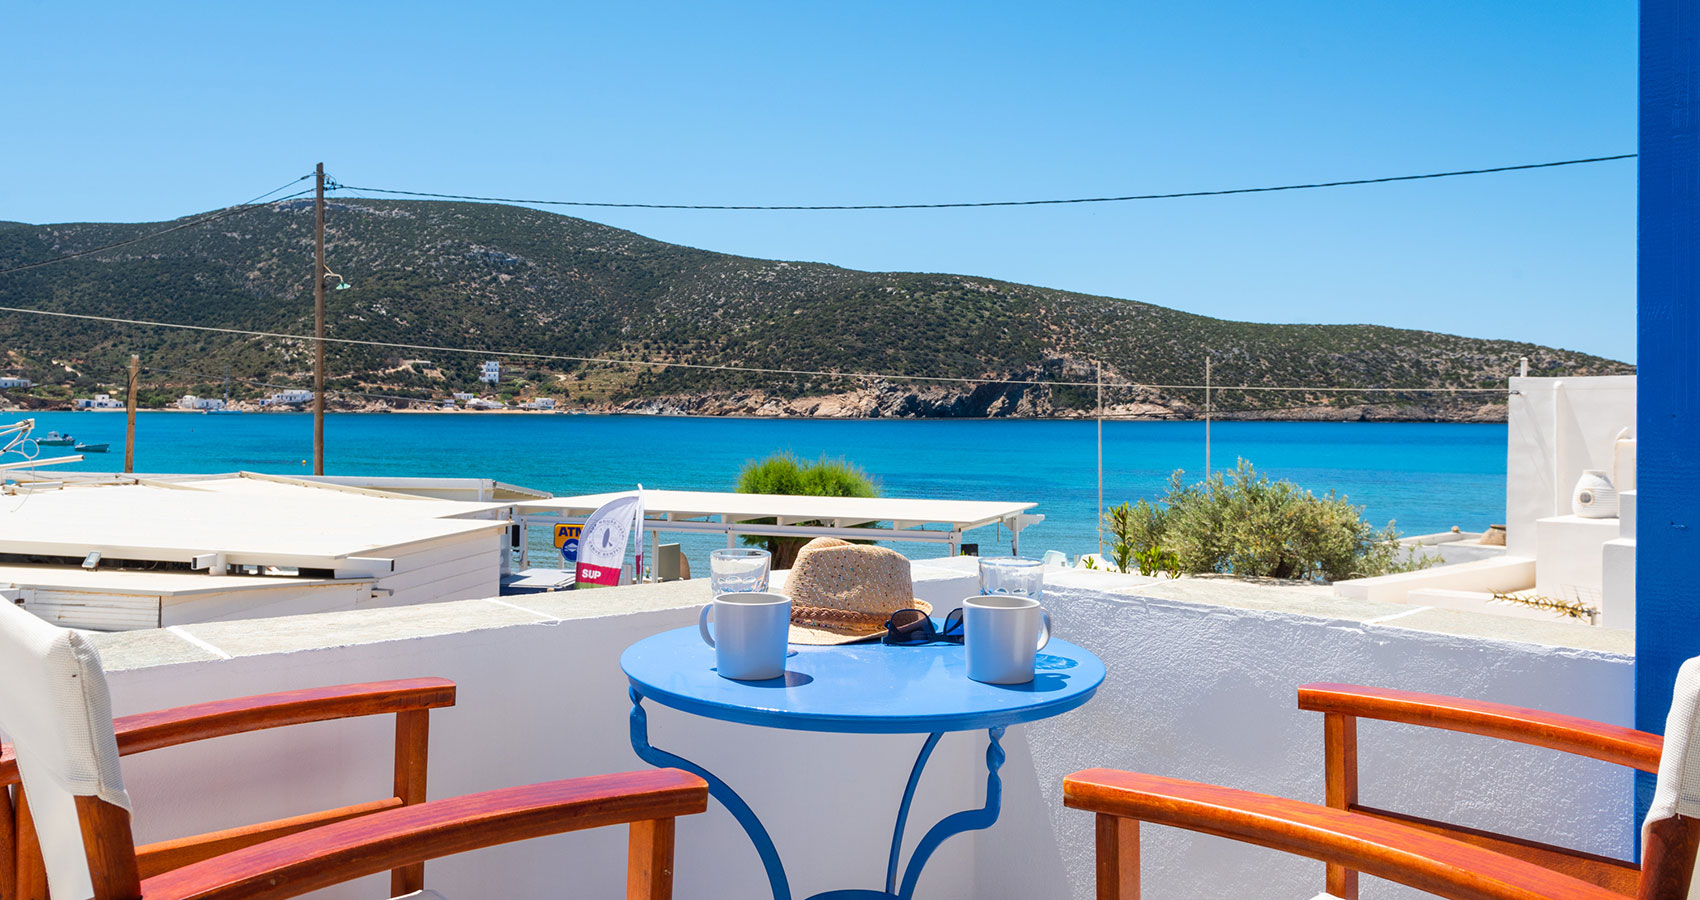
[1036,608,1051,651]
[699,603,716,648]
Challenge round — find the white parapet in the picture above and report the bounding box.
[1602,538,1637,630]
[1534,515,1622,606]
[1332,555,1535,604]
[1401,587,1581,622]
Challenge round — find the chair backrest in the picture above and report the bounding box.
[1643,655,1700,900]
[0,601,134,900]
[656,543,685,582]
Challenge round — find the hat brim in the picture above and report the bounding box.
[787,599,933,645]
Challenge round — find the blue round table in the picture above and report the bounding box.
[622,625,1105,900]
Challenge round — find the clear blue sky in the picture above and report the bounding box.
[2,1,1637,361]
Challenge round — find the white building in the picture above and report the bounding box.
[0,376,31,389]
[452,392,476,402]
[520,397,555,410]
[466,397,506,410]
[260,389,313,406]
[74,393,124,410]
[1335,374,1638,628]
[479,360,501,384]
[177,395,226,411]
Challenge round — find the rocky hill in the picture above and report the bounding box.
[0,199,1632,419]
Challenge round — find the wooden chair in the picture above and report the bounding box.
[5,676,465,897]
[0,602,708,900]
[1065,661,1700,900]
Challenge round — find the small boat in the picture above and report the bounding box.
[74,442,109,453]
[36,432,74,446]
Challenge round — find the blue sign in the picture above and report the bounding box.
[554,524,582,565]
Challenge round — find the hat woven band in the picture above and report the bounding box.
[791,604,890,629]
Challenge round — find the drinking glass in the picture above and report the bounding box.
[710,548,771,594]
[978,556,1044,600]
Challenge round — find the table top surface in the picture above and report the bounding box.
[621,625,1105,734]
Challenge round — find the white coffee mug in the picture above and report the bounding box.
[699,591,791,681]
[964,594,1052,685]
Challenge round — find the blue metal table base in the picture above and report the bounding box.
[629,687,1006,900]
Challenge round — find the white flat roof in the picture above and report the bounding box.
[0,476,510,567]
[517,489,1037,532]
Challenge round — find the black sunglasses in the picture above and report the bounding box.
[882,607,964,645]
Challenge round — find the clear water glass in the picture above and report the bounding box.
[711,548,771,594]
[978,556,1044,600]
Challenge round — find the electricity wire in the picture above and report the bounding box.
[0,156,1575,395]
[334,154,1635,211]
[0,177,316,277]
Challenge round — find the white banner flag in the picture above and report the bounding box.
[574,491,644,589]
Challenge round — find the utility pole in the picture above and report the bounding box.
[1096,360,1104,558]
[1204,354,1212,480]
[123,354,138,474]
[313,162,326,476]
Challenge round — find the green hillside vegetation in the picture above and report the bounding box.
[0,199,1632,416]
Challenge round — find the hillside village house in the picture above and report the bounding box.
[72,392,122,409]
[258,389,313,406]
[176,394,227,411]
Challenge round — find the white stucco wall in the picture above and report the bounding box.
[1007,580,1634,900]
[1505,376,1637,557]
[94,575,1634,900]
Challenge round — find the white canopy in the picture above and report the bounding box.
[512,489,1042,557]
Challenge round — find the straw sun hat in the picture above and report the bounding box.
[782,537,932,645]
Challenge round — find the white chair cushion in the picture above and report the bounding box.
[0,601,129,900]
[1646,656,1700,833]
[1645,655,1700,900]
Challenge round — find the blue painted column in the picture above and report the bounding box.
[1638,0,1700,823]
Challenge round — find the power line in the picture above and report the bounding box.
[335,154,1635,211]
[0,302,1511,393]
[0,177,316,277]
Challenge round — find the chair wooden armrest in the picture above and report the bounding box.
[3,678,458,891]
[1063,768,1623,900]
[140,769,709,900]
[1297,683,1661,772]
[1297,683,1654,897]
[0,678,458,787]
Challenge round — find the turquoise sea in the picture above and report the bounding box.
[7,412,1506,563]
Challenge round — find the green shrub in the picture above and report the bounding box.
[1102,502,1136,574]
[1134,545,1183,579]
[1099,500,1184,577]
[735,453,879,567]
[1117,460,1429,582]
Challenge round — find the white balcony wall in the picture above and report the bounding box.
[93,574,1634,900]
